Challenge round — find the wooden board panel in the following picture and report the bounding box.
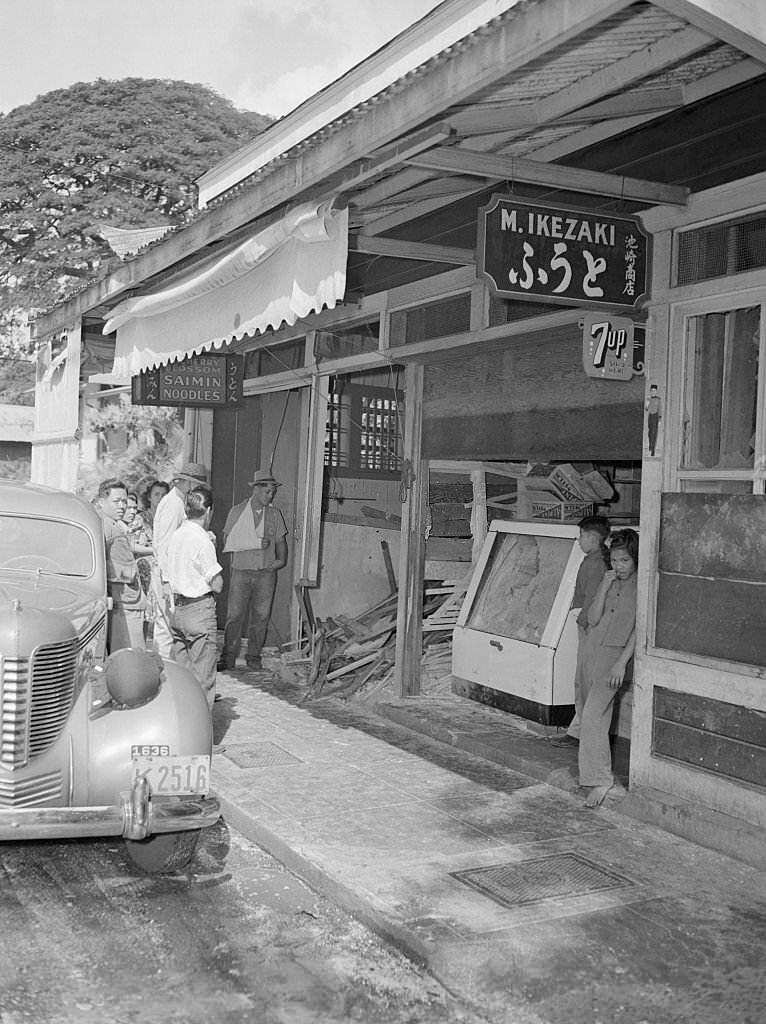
[655,573,766,665]
[423,324,643,418]
[423,404,642,461]
[654,686,766,748]
[652,694,766,789]
[421,322,643,461]
[659,493,766,583]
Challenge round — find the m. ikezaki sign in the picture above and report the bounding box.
[478,196,648,309]
[132,353,243,408]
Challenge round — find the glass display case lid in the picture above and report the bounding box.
[461,521,582,645]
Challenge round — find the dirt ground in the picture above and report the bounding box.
[0,820,488,1024]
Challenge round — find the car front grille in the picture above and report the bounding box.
[0,637,79,770]
[0,769,63,806]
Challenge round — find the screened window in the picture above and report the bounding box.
[315,320,379,361]
[244,337,305,378]
[676,213,766,286]
[678,301,765,494]
[388,294,471,347]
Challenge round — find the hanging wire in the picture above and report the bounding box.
[384,356,415,503]
[249,331,405,470]
[267,389,292,472]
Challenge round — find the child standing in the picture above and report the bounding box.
[551,515,611,749]
[578,529,638,807]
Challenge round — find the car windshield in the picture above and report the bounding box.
[0,514,95,577]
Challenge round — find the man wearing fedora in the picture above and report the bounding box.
[219,468,288,671]
[152,461,211,659]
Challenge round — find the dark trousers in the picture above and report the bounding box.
[648,412,659,455]
[171,595,218,706]
[221,569,277,667]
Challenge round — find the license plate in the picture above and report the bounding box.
[132,755,211,796]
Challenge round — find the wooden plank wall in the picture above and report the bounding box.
[421,323,643,461]
[656,493,766,665]
[653,686,766,789]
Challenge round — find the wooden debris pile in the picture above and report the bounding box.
[303,593,397,702]
[301,577,469,702]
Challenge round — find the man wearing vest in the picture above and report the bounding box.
[219,468,288,671]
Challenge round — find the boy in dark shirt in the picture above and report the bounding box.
[551,515,610,748]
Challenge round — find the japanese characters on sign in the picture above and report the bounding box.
[478,196,649,308]
[132,353,243,408]
[581,312,635,380]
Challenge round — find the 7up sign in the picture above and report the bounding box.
[582,312,635,380]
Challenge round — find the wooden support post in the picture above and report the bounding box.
[297,371,329,587]
[470,468,488,564]
[394,363,426,697]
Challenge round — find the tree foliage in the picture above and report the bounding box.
[0,357,35,405]
[0,78,271,352]
[78,394,185,500]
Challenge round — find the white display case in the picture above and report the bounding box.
[452,520,584,726]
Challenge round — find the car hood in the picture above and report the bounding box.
[0,573,102,620]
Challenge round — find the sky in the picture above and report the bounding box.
[0,0,442,118]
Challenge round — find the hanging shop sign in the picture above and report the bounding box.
[478,196,648,309]
[132,353,243,408]
[582,312,635,380]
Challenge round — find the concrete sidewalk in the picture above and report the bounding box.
[211,665,765,1024]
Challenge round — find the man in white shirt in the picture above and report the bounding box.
[166,485,223,706]
[219,468,288,671]
[151,461,210,658]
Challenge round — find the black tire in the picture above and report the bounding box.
[124,829,201,874]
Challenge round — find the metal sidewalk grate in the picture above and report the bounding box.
[222,742,303,769]
[451,853,634,907]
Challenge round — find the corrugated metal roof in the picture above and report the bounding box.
[32,0,766,333]
[465,5,691,102]
[207,1,748,210]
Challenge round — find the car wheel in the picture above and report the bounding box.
[124,829,201,874]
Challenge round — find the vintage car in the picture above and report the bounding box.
[0,480,220,872]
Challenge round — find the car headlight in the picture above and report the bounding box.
[104,649,164,708]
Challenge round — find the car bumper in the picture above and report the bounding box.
[0,783,220,841]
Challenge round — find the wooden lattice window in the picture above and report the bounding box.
[324,381,402,477]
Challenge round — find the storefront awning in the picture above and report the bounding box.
[104,200,348,378]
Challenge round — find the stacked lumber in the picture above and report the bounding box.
[422,579,469,633]
[301,580,468,703]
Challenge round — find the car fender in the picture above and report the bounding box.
[85,658,212,806]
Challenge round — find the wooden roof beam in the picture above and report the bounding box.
[557,87,686,123]
[349,235,475,265]
[527,57,765,163]
[355,188,482,237]
[406,147,689,205]
[350,177,480,229]
[448,25,714,139]
[451,87,685,137]
[327,122,455,195]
